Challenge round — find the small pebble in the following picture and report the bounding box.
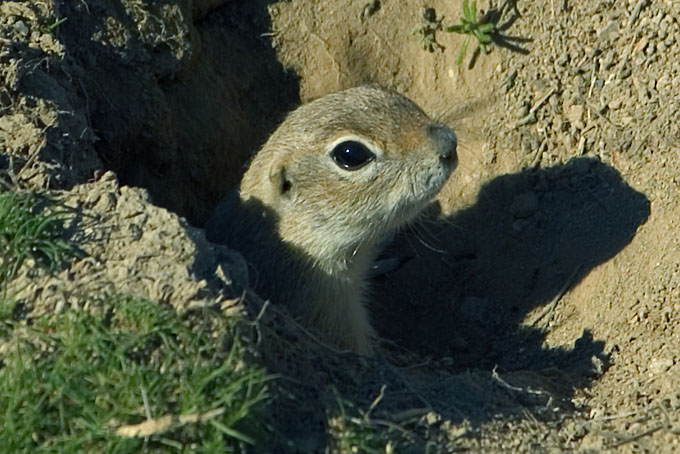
[556,52,569,66]
[565,104,584,124]
[648,357,674,374]
[618,65,632,79]
[600,51,614,69]
[13,20,29,36]
[608,97,622,110]
[518,100,530,117]
[658,28,668,41]
[645,40,656,56]
[597,20,618,42]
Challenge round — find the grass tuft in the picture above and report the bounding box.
[0,295,271,453]
[0,191,81,286]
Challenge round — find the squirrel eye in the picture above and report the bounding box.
[331,141,375,170]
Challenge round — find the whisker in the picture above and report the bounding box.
[412,215,442,242]
[436,216,467,232]
[413,230,447,254]
[432,89,502,126]
[408,216,448,254]
[455,140,484,172]
[401,224,423,260]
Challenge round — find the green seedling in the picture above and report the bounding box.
[445,0,496,64]
[412,7,445,52]
[43,17,67,34]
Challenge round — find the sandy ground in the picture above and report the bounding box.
[1,0,679,451]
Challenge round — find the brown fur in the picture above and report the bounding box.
[205,85,457,354]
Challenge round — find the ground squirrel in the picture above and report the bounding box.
[205,85,457,355]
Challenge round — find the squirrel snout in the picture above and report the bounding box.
[427,124,458,168]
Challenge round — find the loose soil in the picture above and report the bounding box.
[1,0,679,452]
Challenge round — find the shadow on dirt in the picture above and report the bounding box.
[204,156,649,449]
[373,156,650,381]
[16,0,298,224]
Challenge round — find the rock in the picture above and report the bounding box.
[648,357,674,374]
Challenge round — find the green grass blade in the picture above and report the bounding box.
[462,0,471,20]
[479,23,495,33]
[210,419,256,445]
[445,24,465,33]
[457,34,471,65]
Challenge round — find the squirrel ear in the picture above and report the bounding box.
[270,164,293,196]
[278,166,293,195]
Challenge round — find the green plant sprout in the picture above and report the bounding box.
[412,7,444,52]
[445,0,496,65]
[43,17,67,34]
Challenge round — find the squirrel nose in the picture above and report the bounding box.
[427,124,458,167]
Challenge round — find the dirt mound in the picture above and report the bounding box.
[2,0,680,451]
[2,0,297,222]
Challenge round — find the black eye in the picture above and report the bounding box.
[331,141,375,170]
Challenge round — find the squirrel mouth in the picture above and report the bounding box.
[390,184,443,228]
[423,164,453,196]
[395,163,453,222]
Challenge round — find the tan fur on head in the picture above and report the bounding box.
[206,85,457,355]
